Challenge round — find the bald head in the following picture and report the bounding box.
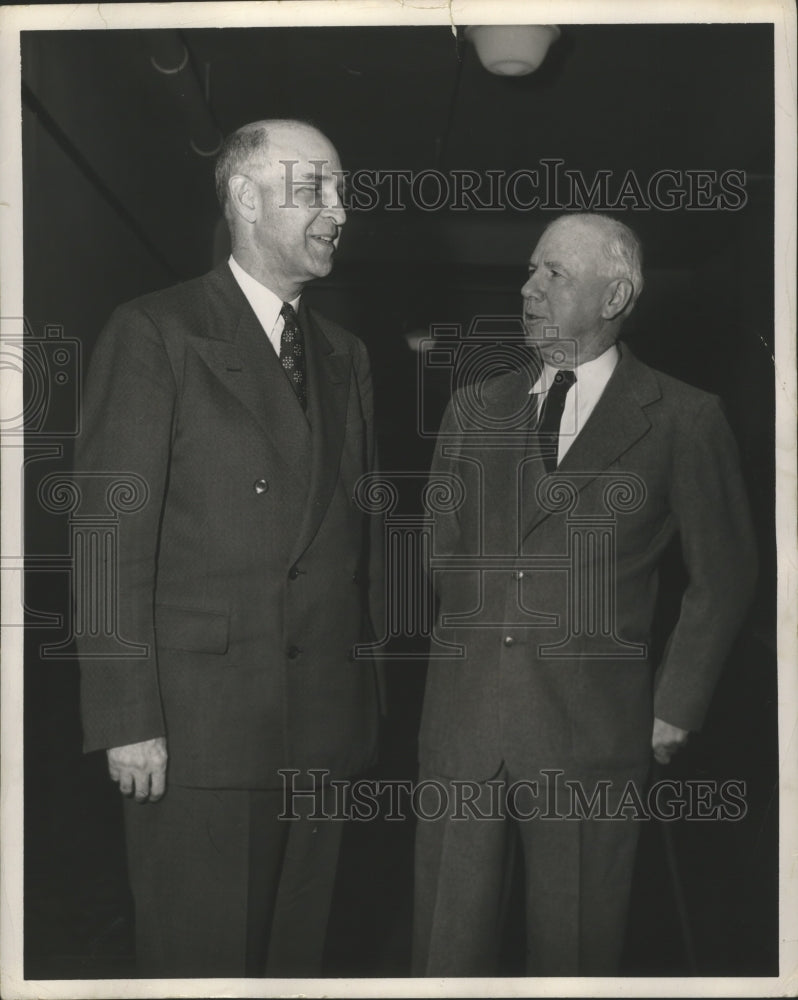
[215,119,346,301]
[541,213,644,306]
[215,119,332,213]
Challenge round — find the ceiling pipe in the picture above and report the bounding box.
[147,31,222,157]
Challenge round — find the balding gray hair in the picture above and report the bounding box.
[214,118,318,210]
[545,213,645,306]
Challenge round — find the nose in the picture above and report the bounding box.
[323,185,346,227]
[521,273,544,301]
[327,201,346,227]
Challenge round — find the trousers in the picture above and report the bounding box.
[412,765,644,976]
[123,784,342,977]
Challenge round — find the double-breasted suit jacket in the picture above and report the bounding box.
[419,343,757,785]
[77,261,382,789]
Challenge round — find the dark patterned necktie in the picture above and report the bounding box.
[279,302,307,411]
[536,368,576,472]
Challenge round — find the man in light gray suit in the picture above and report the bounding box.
[414,213,756,976]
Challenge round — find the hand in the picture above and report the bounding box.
[652,717,689,765]
[107,737,168,802]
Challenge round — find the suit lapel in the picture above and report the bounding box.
[473,372,544,554]
[521,344,661,540]
[289,301,351,562]
[195,263,311,495]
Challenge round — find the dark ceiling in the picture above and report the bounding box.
[21,23,774,280]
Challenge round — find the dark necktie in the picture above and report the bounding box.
[536,368,576,472]
[279,302,307,411]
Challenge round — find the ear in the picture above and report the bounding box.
[602,278,634,320]
[227,174,258,224]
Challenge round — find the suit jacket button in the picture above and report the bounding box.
[504,635,515,647]
[287,645,302,659]
[254,478,269,495]
[352,570,360,584]
[288,565,300,580]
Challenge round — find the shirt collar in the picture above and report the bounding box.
[228,254,301,334]
[530,343,619,395]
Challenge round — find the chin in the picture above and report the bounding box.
[308,254,335,278]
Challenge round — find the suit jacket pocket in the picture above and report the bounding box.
[154,604,229,654]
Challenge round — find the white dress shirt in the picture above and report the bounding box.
[228,254,301,355]
[529,345,619,466]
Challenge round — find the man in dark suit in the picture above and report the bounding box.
[76,120,382,977]
[413,213,756,976]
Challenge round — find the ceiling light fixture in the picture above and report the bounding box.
[465,25,561,76]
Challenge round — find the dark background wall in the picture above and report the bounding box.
[20,22,776,978]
